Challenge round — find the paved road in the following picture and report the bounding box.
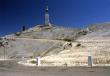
[0,60,110,76]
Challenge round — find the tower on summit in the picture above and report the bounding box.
[44,1,51,26]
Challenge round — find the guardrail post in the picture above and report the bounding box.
[36,57,41,66]
[88,55,93,67]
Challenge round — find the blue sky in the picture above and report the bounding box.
[0,0,110,36]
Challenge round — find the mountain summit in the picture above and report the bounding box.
[1,22,110,66]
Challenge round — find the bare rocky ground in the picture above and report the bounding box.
[0,60,110,76]
[1,23,110,76]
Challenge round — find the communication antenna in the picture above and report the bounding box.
[44,0,52,26]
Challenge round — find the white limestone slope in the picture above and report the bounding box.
[16,25,79,40]
[0,38,64,59]
[0,25,79,59]
[1,23,110,66]
[39,23,110,66]
[78,30,110,41]
[40,41,110,66]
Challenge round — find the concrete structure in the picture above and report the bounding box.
[88,55,93,67]
[45,5,51,26]
[36,57,41,66]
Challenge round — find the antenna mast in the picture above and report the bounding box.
[44,0,51,26]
